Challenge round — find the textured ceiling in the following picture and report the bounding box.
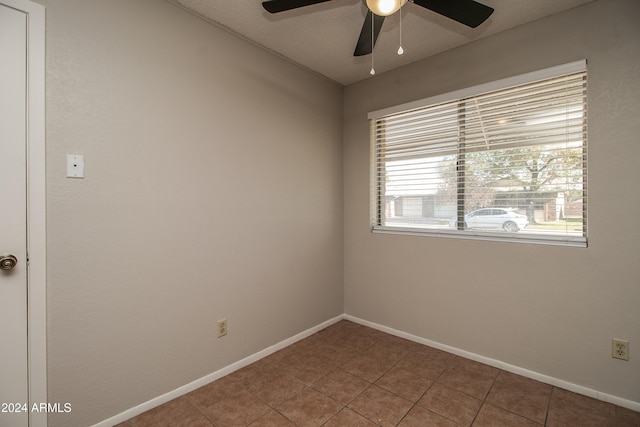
[169,0,594,86]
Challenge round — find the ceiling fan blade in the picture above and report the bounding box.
[354,11,385,57]
[262,0,332,13]
[412,0,494,28]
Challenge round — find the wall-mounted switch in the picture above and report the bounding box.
[66,154,84,178]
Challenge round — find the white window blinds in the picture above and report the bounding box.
[371,62,587,246]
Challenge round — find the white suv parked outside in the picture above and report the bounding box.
[450,208,529,232]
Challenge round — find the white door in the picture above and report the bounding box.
[0,3,29,426]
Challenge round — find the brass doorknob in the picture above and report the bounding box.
[0,254,18,271]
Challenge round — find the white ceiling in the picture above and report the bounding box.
[169,0,594,86]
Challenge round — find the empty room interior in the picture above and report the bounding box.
[4,0,639,426]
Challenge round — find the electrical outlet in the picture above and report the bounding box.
[217,319,227,338]
[612,339,629,361]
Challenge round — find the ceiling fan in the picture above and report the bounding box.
[261,0,494,57]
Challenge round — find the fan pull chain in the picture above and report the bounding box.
[398,7,404,55]
[370,10,376,75]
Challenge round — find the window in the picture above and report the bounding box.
[370,61,587,246]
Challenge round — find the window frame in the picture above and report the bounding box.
[369,60,588,247]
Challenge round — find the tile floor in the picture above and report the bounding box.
[118,320,640,427]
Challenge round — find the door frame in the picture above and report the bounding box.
[2,0,47,425]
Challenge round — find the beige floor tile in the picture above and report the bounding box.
[246,371,307,406]
[437,358,499,400]
[202,390,271,427]
[311,368,370,405]
[341,352,395,382]
[547,388,616,427]
[312,340,360,365]
[323,408,379,426]
[186,375,246,409]
[348,385,413,427]
[375,366,433,402]
[276,387,342,427]
[485,371,551,424]
[473,403,543,427]
[248,410,297,426]
[284,354,336,384]
[417,383,482,427]
[368,341,411,365]
[398,404,458,427]
[616,405,640,426]
[395,351,449,382]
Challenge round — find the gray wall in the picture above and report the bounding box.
[40,0,344,425]
[344,0,640,406]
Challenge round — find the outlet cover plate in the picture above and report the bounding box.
[612,339,629,361]
[217,319,227,338]
[66,154,84,178]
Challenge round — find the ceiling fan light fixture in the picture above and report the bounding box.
[366,0,406,17]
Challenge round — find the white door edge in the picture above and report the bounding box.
[2,0,47,425]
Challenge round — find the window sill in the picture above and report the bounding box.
[371,226,588,248]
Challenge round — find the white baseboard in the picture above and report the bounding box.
[94,312,639,426]
[344,314,640,413]
[92,315,344,427]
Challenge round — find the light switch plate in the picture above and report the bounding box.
[66,154,84,178]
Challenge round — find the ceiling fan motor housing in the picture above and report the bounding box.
[366,0,408,16]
